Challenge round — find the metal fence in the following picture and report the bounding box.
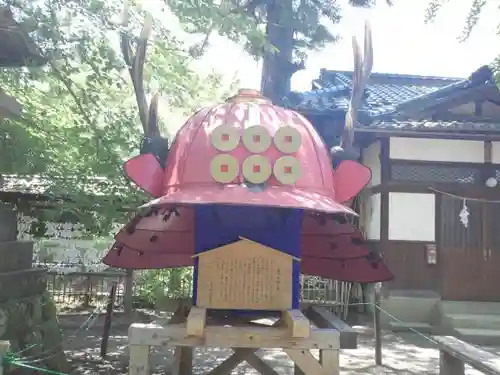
[45,270,127,308]
[38,262,360,315]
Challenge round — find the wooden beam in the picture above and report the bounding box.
[285,349,331,375]
[485,140,492,163]
[433,336,500,375]
[207,348,280,375]
[129,323,340,349]
[169,306,193,375]
[397,83,495,118]
[355,128,500,141]
[432,112,500,122]
[440,350,465,375]
[172,347,193,375]
[207,348,255,375]
[186,307,206,337]
[306,306,357,349]
[283,309,311,338]
[245,352,282,375]
[205,318,283,375]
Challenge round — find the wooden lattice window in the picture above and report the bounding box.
[391,163,481,184]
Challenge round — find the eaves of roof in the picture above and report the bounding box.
[364,119,500,132]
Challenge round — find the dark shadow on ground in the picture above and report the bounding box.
[53,311,495,374]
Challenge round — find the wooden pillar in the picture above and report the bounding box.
[0,341,10,375]
[439,350,464,375]
[374,283,382,366]
[124,269,134,317]
[172,347,193,375]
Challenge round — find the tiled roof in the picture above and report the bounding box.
[290,65,500,133]
[287,69,463,114]
[366,119,500,132]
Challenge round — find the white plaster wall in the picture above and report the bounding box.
[388,192,435,242]
[389,138,484,163]
[362,141,381,186]
[365,193,381,240]
[17,213,115,272]
[491,142,500,163]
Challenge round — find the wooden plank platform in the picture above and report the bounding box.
[433,335,500,375]
[306,305,358,349]
[129,322,339,349]
[128,306,349,375]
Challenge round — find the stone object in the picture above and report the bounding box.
[0,205,17,242]
[0,241,34,272]
[0,204,69,374]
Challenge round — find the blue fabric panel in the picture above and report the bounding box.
[192,204,303,310]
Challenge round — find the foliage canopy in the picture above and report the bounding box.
[0,0,234,235]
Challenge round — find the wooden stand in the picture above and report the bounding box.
[128,305,357,375]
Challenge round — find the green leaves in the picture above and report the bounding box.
[459,0,487,42]
[425,0,490,42]
[0,0,230,235]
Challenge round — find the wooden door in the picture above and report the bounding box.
[481,203,500,301]
[439,196,487,301]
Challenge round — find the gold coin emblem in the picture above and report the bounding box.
[273,155,301,185]
[242,155,272,184]
[210,154,239,183]
[211,125,240,152]
[274,125,302,154]
[242,125,272,153]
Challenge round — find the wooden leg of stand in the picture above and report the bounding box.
[294,363,305,375]
[129,345,150,375]
[172,346,193,375]
[245,351,281,375]
[286,349,329,375]
[208,348,280,375]
[320,349,339,375]
[208,348,254,375]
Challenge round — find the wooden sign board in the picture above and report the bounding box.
[194,238,298,310]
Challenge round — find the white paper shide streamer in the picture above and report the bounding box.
[459,198,470,228]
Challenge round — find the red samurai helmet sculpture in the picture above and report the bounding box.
[103,13,393,284]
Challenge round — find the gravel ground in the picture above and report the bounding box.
[45,310,497,375]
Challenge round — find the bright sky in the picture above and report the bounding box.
[184,0,500,92]
[139,0,500,132]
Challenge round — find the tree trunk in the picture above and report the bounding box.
[260,0,295,104]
